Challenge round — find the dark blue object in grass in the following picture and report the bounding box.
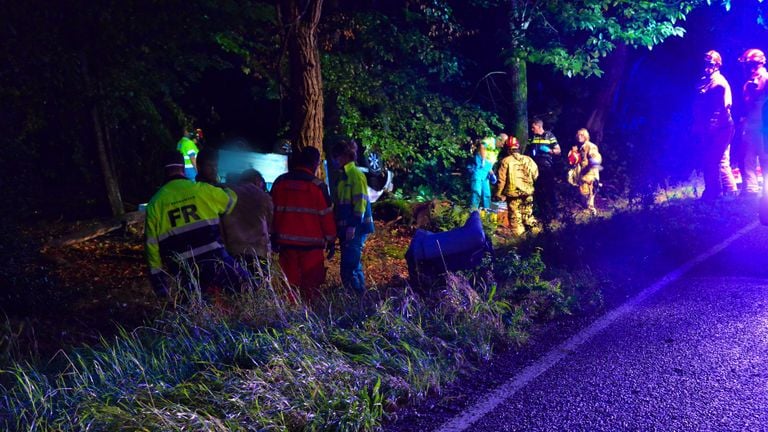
[405,211,493,289]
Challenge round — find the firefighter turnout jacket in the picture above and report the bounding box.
[496,153,539,199]
[145,176,236,282]
[335,161,375,236]
[271,167,336,248]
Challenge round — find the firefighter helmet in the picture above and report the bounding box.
[704,50,722,68]
[740,48,766,65]
[505,136,520,150]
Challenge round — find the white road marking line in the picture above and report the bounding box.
[437,221,759,432]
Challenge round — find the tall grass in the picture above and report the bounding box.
[0,250,570,431]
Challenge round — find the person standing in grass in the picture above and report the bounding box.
[177,128,199,181]
[738,48,768,196]
[144,151,249,298]
[330,139,374,293]
[567,128,602,214]
[496,136,540,236]
[527,118,561,222]
[693,50,737,199]
[469,140,495,209]
[271,147,336,301]
[221,169,273,270]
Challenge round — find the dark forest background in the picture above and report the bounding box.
[2,0,768,223]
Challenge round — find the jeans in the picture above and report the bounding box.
[340,232,369,293]
[184,167,197,181]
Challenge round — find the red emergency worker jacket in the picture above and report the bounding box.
[271,167,336,248]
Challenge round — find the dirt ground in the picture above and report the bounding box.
[1,220,421,359]
[0,188,611,361]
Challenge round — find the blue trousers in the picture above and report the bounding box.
[340,232,369,293]
[184,167,197,181]
[470,179,491,209]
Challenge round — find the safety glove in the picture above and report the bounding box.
[488,172,498,185]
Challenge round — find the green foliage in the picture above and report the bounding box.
[0,0,278,216]
[322,5,503,195]
[430,202,499,237]
[488,0,700,77]
[373,198,415,224]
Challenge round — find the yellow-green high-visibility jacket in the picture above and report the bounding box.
[177,137,199,169]
[334,162,374,236]
[482,137,499,164]
[145,176,236,275]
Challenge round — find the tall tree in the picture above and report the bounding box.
[278,0,326,154]
[497,0,697,147]
[321,0,501,196]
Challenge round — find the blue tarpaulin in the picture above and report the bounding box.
[405,211,492,288]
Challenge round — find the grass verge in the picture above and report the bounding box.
[1,193,757,431]
[0,250,571,431]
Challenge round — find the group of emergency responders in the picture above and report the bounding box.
[148,47,768,300]
[694,48,768,199]
[145,138,372,301]
[469,120,603,236]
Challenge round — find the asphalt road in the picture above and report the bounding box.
[436,223,768,431]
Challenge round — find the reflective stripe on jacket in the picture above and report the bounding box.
[176,137,199,168]
[496,153,539,198]
[527,131,558,168]
[334,162,374,235]
[145,177,235,275]
[271,167,337,248]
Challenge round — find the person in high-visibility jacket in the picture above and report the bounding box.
[271,147,337,301]
[177,129,199,180]
[145,151,248,297]
[469,141,495,209]
[482,136,500,165]
[496,137,540,236]
[331,139,375,293]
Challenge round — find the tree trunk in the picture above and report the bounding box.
[279,0,325,159]
[586,43,629,144]
[91,105,125,217]
[509,57,529,151]
[80,53,124,217]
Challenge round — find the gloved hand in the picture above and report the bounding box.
[149,273,170,299]
[540,145,551,153]
[325,240,336,260]
[488,172,498,185]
